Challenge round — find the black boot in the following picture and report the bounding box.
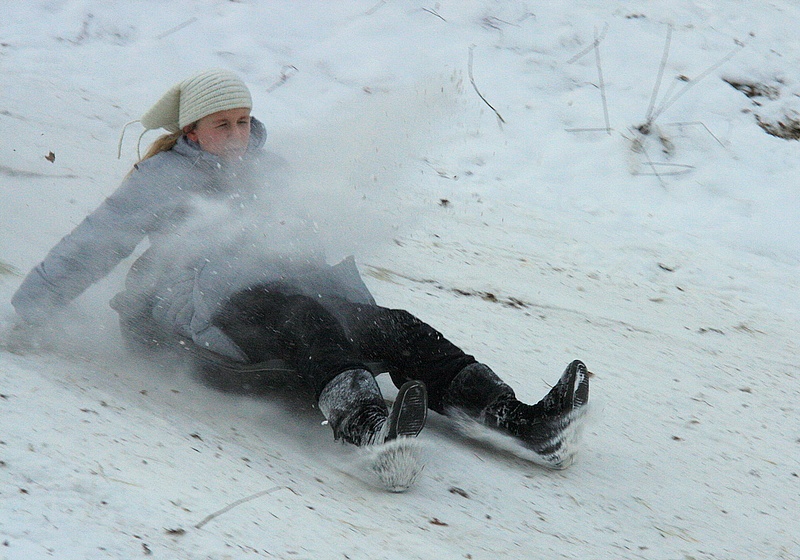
[444,360,590,467]
[441,362,516,417]
[485,360,589,455]
[318,369,428,446]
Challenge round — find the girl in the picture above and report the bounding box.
[12,69,589,470]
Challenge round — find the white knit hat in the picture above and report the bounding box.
[140,68,252,132]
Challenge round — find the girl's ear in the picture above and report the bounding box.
[183,123,197,142]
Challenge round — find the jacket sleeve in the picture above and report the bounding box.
[11,161,181,322]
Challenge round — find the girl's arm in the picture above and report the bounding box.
[11,162,180,323]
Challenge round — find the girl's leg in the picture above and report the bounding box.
[211,286,427,447]
[329,301,493,412]
[333,300,590,467]
[212,286,366,396]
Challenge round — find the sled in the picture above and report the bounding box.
[186,343,388,394]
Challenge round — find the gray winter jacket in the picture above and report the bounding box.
[12,118,375,361]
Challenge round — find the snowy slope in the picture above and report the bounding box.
[2,1,799,559]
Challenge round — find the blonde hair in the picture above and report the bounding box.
[124,127,193,178]
[138,130,183,163]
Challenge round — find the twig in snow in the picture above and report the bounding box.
[646,39,744,127]
[481,16,519,31]
[566,23,609,64]
[194,486,290,529]
[265,65,299,93]
[364,0,386,16]
[0,261,20,277]
[593,27,611,134]
[565,127,614,133]
[156,17,198,40]
[644,25,673,125]
[628,132,666,188]
[665,121,726,147]
[632,161,695,177]
[421,7,446,22]
[567,24,611,134]
[468,46,505,127]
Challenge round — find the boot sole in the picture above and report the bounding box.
[386,381,428,440]
[544,359,589,414]
[569,360,590,409]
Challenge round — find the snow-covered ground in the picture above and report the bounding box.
[2,1,799,558]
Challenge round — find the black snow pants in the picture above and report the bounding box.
[209,283,478,413]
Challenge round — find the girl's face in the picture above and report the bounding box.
[185,107,252,161]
